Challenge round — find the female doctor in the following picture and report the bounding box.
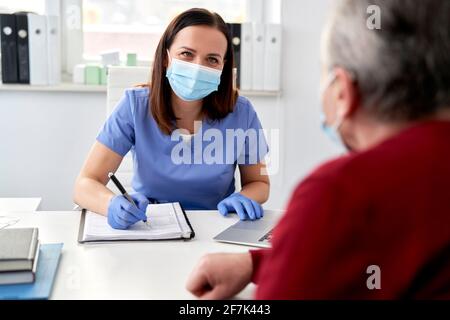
[73,8,270,229]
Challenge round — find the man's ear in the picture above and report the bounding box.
[333,67,359,119]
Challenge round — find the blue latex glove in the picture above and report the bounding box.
[107,193,149,230]
[217,193,264,221]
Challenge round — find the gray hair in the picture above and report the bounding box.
[322,0,450,121]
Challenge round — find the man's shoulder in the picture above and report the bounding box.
[290,149,378,204]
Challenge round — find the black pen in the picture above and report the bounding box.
[108,172,138,208]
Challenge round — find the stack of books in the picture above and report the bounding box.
[0,228,40,285]
[0,228,63,300]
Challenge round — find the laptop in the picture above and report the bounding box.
[213,211,282,248]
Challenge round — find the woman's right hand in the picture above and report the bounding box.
[107,193,149,229]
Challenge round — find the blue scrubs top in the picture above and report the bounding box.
[97,87,268,210]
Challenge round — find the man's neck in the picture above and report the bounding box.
[434,107,450,121]
[351,108,450,151]
[354,120,409,150]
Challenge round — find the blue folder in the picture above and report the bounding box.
[0,243,63,300]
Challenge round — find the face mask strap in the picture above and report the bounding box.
[320,69,356,151]
[332,111,344,132]
[321,70,340,126]
[167,49,176,70]
[320,70,337,98]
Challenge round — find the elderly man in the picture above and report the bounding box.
[186,0,450,299]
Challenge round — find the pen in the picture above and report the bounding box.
[108,172,138,208]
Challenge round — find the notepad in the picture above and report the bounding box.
[78,202,195,243]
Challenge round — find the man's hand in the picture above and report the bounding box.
[186,252,253,299]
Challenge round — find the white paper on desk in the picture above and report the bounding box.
[82,202,191,242]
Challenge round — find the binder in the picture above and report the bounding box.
[62,0,83,75]
[263,24,282,91]
[46,15,61,85]
[27,13,48,85]
[45,0,62,16]
[0,14,19,83]
[78,202,196,243]
[227,23,241,89]
[15,13,30,84]
[251,23,265,91]
[240,22,253,91]
[45,0,62,82]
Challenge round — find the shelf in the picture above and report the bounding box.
[240,90,281,97]
[0,82,106,93]
[0,82,281,97]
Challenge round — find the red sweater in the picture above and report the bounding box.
[251,121,450,299]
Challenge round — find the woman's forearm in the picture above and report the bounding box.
[240,181,270,204]
[73,177,115,216]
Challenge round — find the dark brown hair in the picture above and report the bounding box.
[149,8,238,134]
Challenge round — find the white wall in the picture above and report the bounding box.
[260,0,341,209]
[275,0,341,206]
[0,0,340,211]
[0,91,105,210]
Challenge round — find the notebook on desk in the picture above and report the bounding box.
[78,202,195,243]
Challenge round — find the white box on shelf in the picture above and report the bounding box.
[72,64,85,84]
[100,50,121,66]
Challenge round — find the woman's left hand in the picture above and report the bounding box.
[217,193,264,221]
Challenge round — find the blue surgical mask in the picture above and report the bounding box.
[320,112,344,146]
[319,71,345,148]
[166,51,222,101]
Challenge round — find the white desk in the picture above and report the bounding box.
[0,198,42,212]
[2,210,281,299]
